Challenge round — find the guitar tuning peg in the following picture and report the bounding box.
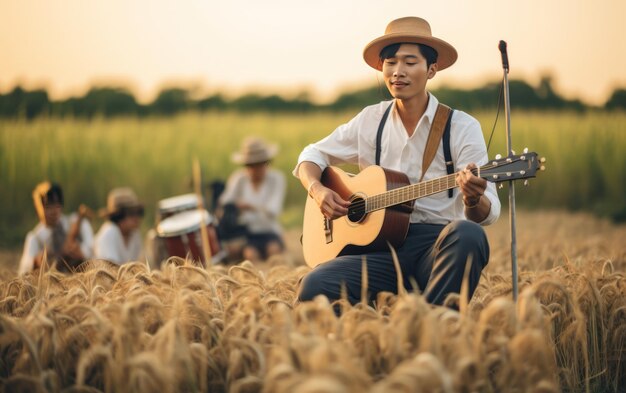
[495,154,502,160]
[498,184,504,189]
[523,147,529,154]
[524,180,529,186]
[540,165,546,171]
[511,149,516,155]
[540,157,547,163]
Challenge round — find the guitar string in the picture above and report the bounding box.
[347,166,484,212]
[346,156,532,214]
[347,167,522,214]
[347,166,519,213]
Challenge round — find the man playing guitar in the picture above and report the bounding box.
[19,182,94,274]
[295,17,501,308]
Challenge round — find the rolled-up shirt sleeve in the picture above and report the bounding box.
[18,232,38,275]
[94,224,122,263]
[265,171,286,218]
[219,170,244,207]
[79,219,95,259]
[292,109,365,178]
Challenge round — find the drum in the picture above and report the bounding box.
[156,209,222,264]
[157,193,201,220]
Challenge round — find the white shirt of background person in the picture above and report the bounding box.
[19,213,94,275]
[94,221,143,264]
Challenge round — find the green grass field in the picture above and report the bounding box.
[1,110,625,248]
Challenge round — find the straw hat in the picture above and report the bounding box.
[101,187,143,217]
[363,17,458,71]
[232,137,278,165]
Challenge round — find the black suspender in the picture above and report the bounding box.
[375,103,455,198]
[375,103,393,167]
[442,111,454,198]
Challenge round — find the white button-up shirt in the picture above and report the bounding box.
[294,94,500,225]
[219,168,286,235]
[94,221,143,264]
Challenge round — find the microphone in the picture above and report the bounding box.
[499,40,509,73]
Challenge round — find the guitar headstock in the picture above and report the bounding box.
[479,149,546,183]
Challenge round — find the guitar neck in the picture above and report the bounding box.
[361,151,541,213]
[367,173,458,212]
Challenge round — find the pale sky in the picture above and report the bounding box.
[1,0,625,105]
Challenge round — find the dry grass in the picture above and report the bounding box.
[0,210,625,392]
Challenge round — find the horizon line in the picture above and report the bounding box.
[0,72,621,107]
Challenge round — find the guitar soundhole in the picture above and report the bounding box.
[347,197,366,223]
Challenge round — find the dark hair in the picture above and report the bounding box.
[40,183,64,206]
[110,206,144,224]
[379,43,438,68]
[244,160,270,168]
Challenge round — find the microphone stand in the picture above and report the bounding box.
[499,40,519,302]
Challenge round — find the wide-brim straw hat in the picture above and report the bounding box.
[100,187,143,218]
[232,137,279,165]
[363,16,458,71]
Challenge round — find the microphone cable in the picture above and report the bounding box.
[486,76,504,153]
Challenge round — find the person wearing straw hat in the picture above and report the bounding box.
[18,181,95,275]
[295,17,501,308]
[94,187,144,264]
[218,136,286,263]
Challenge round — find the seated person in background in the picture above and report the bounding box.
[218,137,286,262]
[94,187,144,264]
[19,181,94,275]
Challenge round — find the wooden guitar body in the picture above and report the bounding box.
[302,166,413,267]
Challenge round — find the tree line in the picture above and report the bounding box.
[1,76,625,120]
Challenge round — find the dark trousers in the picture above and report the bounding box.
[297,220,490,306]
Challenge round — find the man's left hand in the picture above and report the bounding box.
[456,163,487,206]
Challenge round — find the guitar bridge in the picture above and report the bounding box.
[324,217,333,244]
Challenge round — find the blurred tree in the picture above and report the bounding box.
[230,93,314,112]
[329,85,392,111]
[434,84,500,111]
[231,93,264,112]
[435,77,584,112]
[197,94,227,111]
[257,94,288,112]
[0,86,49,119]
[151,88,189,115]
[51,87,139,118]
[82,87,139,117]
[535,76,585,111]
[605,88,626,110]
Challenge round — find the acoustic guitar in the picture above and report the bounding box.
[302,151,544,267]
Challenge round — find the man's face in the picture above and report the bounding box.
[382,43,437,101]
[245,162,268,183]
[118,214,142,236]
[43,203,62,227]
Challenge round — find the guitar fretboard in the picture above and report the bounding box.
[366,172,459,212]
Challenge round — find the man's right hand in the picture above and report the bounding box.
[62,240,84,261]
[33,252,45,269]
[299,161,350,219]
[309,182,350,219]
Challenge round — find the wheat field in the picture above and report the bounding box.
[0,210,625,393]
[1,110,625,391]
